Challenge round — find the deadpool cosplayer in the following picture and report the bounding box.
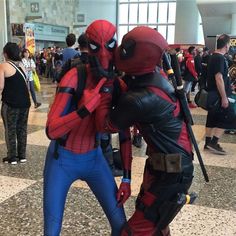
[43,20,132,236]
[95,27,194,235]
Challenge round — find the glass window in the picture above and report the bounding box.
[118,26,128,44]
[168,2,176,23]
[118,0,176,43]
[129,25,137,31]
[158,25,167,39]
[167,25,175,44]
[148,3,157,23]
[119,4,129,24]
[139,3,148,23]
[158,2,168,23]
[129,4,138,23]
[149,25,157,30]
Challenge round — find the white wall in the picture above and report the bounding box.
[0,0,7,62]
[78,0,117,33]
[175,0,200,44]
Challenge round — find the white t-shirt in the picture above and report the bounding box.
[22,58,36,81]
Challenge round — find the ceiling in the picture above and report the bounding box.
[196,0,236,49]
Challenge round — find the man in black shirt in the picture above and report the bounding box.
[204,34,232,155]
[200,47,210,89]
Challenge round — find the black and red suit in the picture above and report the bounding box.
[43,20,132,236]
[95,27,194,236]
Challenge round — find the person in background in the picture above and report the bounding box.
[40,48,47,76]
[183,46,198,108]
[204,34,233,154]
[77,33,89,64]
[52,46,62,83]
[200,46,210,89]
[22,48,41,108]
[61,33,79,65]
[192,47,203,93]
[0,42,31,164]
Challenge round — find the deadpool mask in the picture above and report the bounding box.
[115,26,168,76]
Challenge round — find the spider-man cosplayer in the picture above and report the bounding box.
[95,26,194,236]
[43,20,132,236]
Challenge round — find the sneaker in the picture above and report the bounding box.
[19,157,27,163]
[207,143,226,155]
[2,157,9,163]
[188,102,197,109]
[2,157,18,165]
[34,103,42,108]
[225,130,236,135]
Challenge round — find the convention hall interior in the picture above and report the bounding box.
[0,0,235,235]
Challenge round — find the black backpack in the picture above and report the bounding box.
[53,62,87,159]
[57,57,83,83]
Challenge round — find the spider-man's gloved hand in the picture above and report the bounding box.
[117,178,131,206]
[77,78,107,118]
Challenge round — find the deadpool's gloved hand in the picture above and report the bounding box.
[117,178,131,206]
[77,78,107,118]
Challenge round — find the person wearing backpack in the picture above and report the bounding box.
[183,46,198,108]
[43,20,131,236]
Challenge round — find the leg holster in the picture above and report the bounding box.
[136,155,193,230]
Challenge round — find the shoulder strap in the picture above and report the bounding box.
[7,61,27,84]
[75,64,87,102]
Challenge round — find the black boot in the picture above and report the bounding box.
[132,134,142,148]
[103,145,123,177]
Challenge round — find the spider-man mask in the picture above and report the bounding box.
[86,20,117,79]
[115,26,168,76]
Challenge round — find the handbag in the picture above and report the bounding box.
[194,89,220,111]
[32,71,41,92]
[194,88,208,110]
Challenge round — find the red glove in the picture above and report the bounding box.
[77,78,107,117]
[117,180,131,206]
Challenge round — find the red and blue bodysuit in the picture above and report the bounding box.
[43,20,131,236]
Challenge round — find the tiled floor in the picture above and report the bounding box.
[0,82,235,236]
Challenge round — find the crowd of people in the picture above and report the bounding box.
[0,19,235,236]
[175,38,236,154]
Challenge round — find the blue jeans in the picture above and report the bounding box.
[43,141,126,236]
[28,80,37,105]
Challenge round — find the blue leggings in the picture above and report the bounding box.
[43,141,126,236]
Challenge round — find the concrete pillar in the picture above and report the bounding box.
[231,13,236,35]
[0,0,8,62]
[175,0,199,44]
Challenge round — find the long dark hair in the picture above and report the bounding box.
[3,42,21,61]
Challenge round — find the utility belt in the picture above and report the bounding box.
[148,152,182,173]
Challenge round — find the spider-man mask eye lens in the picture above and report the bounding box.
[89,41,100,53]
[105,37,117,51]
[120,38,136,59]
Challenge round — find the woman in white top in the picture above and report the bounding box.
[22,49,41,108]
